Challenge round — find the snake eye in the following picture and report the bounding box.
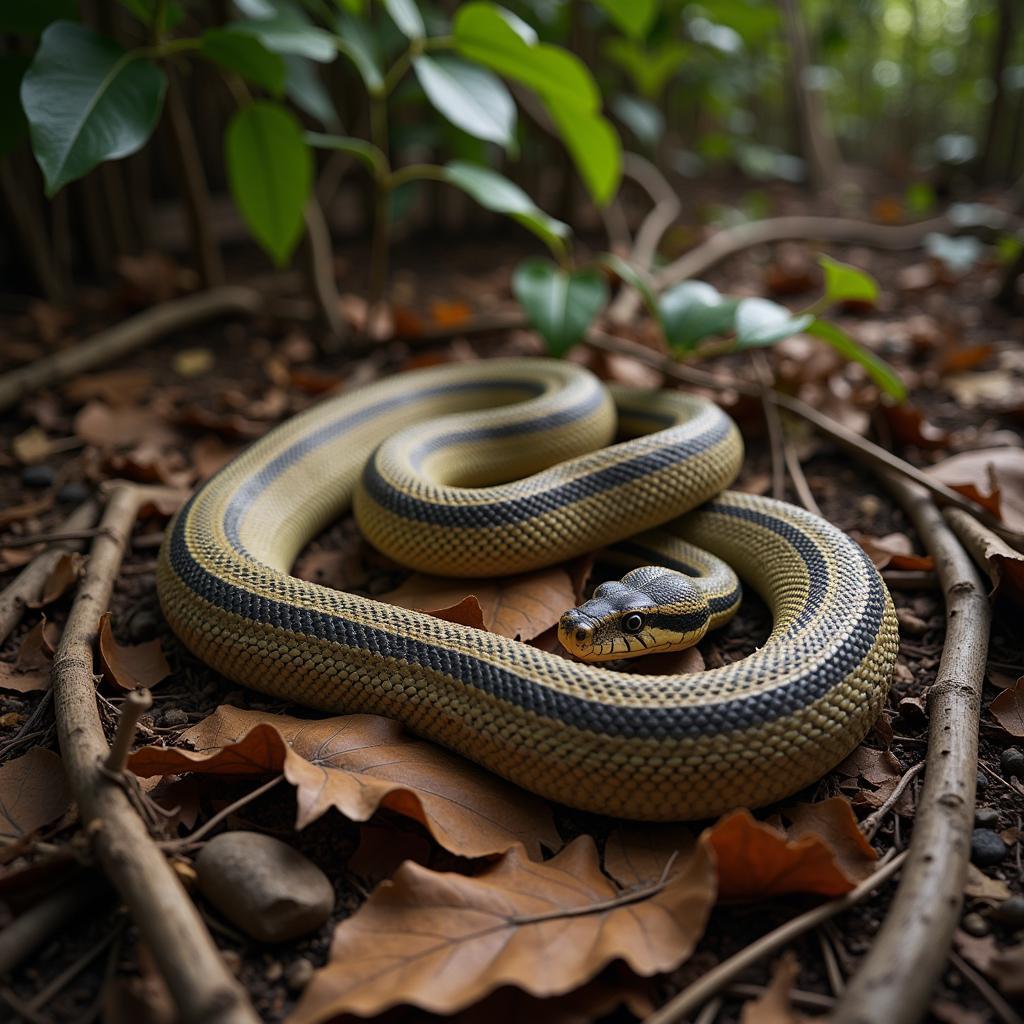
[622,612,644,634]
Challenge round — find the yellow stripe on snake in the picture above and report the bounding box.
[157,359,898,820]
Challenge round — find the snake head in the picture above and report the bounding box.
[558,567,711,662]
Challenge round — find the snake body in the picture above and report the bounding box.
[157,359,898,820]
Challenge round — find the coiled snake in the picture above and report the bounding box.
[157,359,898,820]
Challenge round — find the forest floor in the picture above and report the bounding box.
[1,191,1023,1024]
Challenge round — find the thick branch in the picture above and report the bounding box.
[832,473,991,1024]
[50,484,258,1024]
[0,500,99,645]
[0,287,264,414]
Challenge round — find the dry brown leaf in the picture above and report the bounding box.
[880,404,950,450]
[706,809,863,900]
[74,400,176,448]
[739,952,809,1024]
[852,532,934,571]
[429,300,472,329]
[0,618,57,692]
[0,748,71,841]
[127,706,560,859]
[98,612,170,691]
[64,368,154,407]
[780,797,878,883]
[964,864,1011,901]
[381,566,576,641]
[289,836,715,1022]
[990,680,1024,737]
[28,552,83,608]
[954,930,998,974]
[926,448,1024,531]
[837,745,903,786]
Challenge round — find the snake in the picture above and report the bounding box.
[157,358,898,821]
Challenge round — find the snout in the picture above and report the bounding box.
[558,610,595,656]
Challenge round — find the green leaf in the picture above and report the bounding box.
[0,55,30,156]
[513,260,608,356]
[335,12,383,92]
[284,55,339,128]
[305,130,383,174]
[599,253,656,316]
[0,0,77,33]
[413,55,514,148]
[547,103,620,206]
[442,161,569,258]
[201,28,286,96]
[733,298,813,349]
[232,13,336,62]
[453,3,620,203]
[226,101,312,266]
[818,254,878,305]
[603,37,690,99]
[454,3,598,113]
[383,0,424,40]
[658,281,737,352]
[21,22,166,196]
[591,0,657,39]
[806,320,906,401]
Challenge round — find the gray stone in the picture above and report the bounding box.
[962,912,990,936]
[970,828,1008,867]
[975,806,1000,827]
[992,896,1024,929]
[1001,748,1024,779]
[196,832,334,943]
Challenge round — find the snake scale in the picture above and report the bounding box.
[157,359,898,820]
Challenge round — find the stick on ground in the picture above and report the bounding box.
[832,472,991,1024]
[50,483,258,1024]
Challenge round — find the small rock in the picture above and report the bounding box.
[265,961,283,983]
[1001,748,1024,779]
[962,912,990,936]
[975,807,1000,827]
[895,608,929,637]
[56,481,90,504]
[285,958,315,992]
[977,771,989,793]
[21,464,55,489]
[161,707,189,728]
[971,828,1008,867]
[196,832,334,943]
[992,896,1024,929]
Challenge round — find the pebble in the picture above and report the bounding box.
[975,807,1000,828]
[971,828,1008,867]
[196,832,334,943]
[56,481,90,504]
[21,464,55,489]
[961,912,990,936]
[286,958,315,992]
[161,707,189,728]
[976,770,990,793]
[265,961,283,983]
[991,896,1024,929]
[1001,748,1024,779]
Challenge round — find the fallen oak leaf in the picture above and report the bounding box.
[127,706,560,859]
[926,448,1024,531]
[0,617,59,693]
[0,748,71,842]
[381,565,576,641]
[707,808,863,900]
[98,612,170,691]
[288,835,715,1022]
[852,531,934,571]
[27,552,83,608]
[837,745,903,787]
[780,797,878,883]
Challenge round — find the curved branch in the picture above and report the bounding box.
[832,472,991,1024]
[50,483,258,1024]
[0,287,264,414]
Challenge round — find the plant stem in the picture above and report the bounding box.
[368,92,391,317]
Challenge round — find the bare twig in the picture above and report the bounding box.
[104,688,153,774]
[0,500,98,645]
[832,474,992,1024]
[303,198,349,350]
[861,762,925,841]
[50,483,257,1023]
[753,353,786,501]
[0,529,103,550]
[644,852,907,1024]
[0,287,264,414]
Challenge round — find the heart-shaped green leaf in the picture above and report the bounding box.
[226,101,312,267]
[658,281,737,352]
[413,56,515,148]
[513,260,608,356]
[734,297,813,348]
[443,162,569,258]
[805,320,906,400]
[818,254,878,305]
[21,21,166,196]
